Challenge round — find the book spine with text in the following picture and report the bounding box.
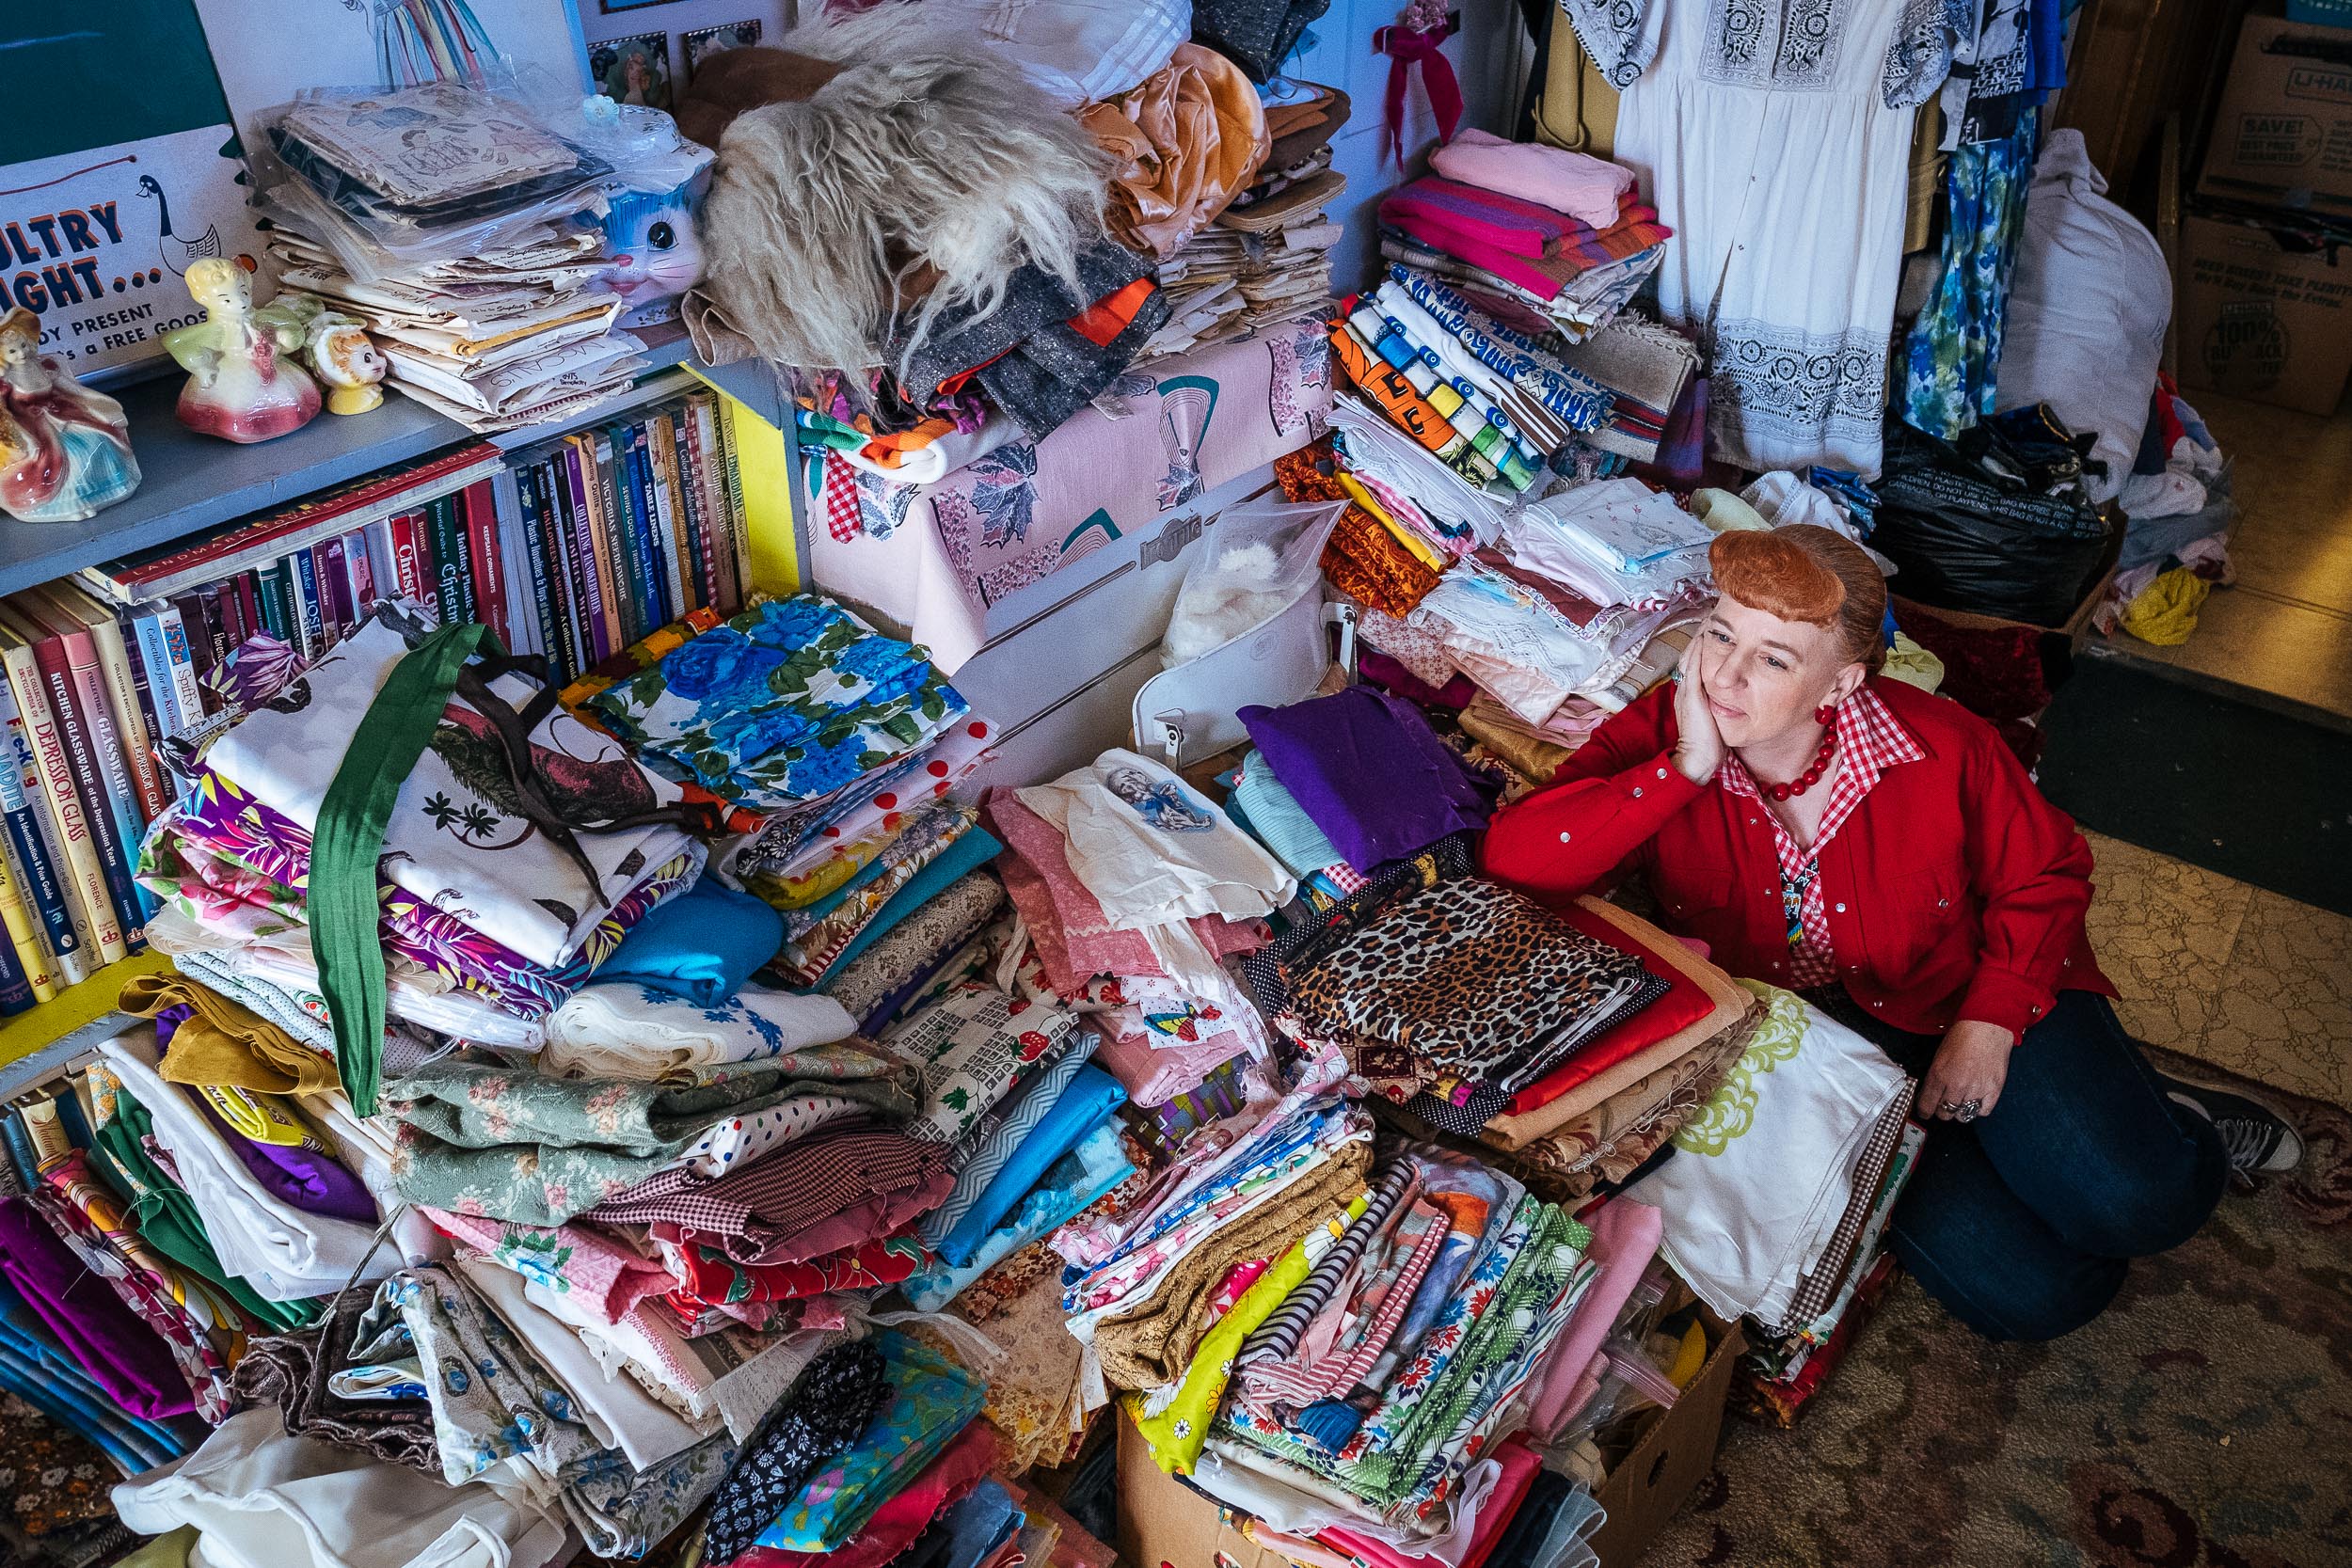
[558,440,612,664]
[8,641,128,959]
[43,625,153,929]
[715,397,751,603]
[462,480,509,643]
[0,681,81,987]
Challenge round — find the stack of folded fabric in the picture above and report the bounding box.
[980,749,1289,1117]
[1733,1103,1924,1425]
[1340,265,1621,486]
[259,83,706,431]
[1553,310,1704,471]
[138,600,711,1074]
[581,594,1004,989]
[1084,1066,1602,1551]
[1376,140,1671,344]
[1622,985,1915,1331]
[1445,899,1761,1202]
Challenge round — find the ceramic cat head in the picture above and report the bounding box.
[600,180,706,328]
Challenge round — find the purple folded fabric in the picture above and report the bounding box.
[1239,688,1497,871]
[0,1196,194,1418]
[197,1099,378,1225]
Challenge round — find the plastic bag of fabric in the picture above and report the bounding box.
[1867,418,2113,626]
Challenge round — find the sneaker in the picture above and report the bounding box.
[2163,1071,2305,1177]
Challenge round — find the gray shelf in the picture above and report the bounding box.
[0,324,700,599]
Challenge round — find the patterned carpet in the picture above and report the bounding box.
[1644,1060,2352,1568]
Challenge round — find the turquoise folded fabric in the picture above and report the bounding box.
[903,1119,1136,1313]
[1226,748,1352,879]
[753,1330,985,1553]
[598,875,786,1006]
[821,827,1003,977]
[938,1062,1127,1267]
[919,1031,1102,1250]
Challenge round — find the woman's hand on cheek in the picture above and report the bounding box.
[1918,1019,2015,1120]
[1672,647,1727,784]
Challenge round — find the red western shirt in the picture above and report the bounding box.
[1480,677,2113,1042]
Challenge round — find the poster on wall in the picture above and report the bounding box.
[2,0,270,381]
[188,0,592,149]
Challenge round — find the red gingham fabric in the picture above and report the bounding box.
[821,452,865,544]
[1716,687,1926,986]
[587,1127,942,1245]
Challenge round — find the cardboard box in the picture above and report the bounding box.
[1589,1306,1746,1568]
[2175,211,2352,414]
[2197,10,2352,214]
[1117,1414,1291,1568]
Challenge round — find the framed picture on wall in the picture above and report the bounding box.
[589,31,673,108]
[682,20,761,82]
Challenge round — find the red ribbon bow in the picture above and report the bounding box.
[1375,13,1464,170]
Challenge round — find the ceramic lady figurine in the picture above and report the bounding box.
[164,258,322,443]
[307,311,389,416]
[0,308,141,524]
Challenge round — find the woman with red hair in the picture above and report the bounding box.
[1484,525,2297,1340]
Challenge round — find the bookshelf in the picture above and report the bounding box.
[0,950,172,1094]
[0,325,793,600]
[0,327,804,1083]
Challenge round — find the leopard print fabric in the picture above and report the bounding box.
[1288,877,1657,1087]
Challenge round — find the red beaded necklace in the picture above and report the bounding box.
[1760,728,1837,803]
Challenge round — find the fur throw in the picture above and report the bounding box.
[689,5,1111,375]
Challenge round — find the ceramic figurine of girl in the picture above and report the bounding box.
[307,311,389,416]
[0,308,141,524]
[164,258,322,443]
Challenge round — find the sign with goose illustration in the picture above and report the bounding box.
[1,0,269,379]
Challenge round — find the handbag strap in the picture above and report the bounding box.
[310,620,493,1116]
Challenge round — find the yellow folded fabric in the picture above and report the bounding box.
[119,970,342,1095]
[1337,471,1450,574]
[1127,1191,1361,1475]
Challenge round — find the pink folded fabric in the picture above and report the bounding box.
[1380,208,1570,299]
[985,791,1265,994]
[425,1208,675,1324]
[1428,130,1634,229]
[1523,1197,1664,1438]
[1379,175,1581,259]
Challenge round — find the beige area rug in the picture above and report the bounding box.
[1643,1061,2352,1568]
[2082,831,2352,1111]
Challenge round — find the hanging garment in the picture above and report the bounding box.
[1562,0,1957,473]
[1900,110,2040,439]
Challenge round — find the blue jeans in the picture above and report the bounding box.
[1816,989,2229,1341]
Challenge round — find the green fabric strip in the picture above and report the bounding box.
[90,1084,321,1332]
[310,620,498,1115]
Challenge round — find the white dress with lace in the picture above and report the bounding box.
[1559,0,1956,477]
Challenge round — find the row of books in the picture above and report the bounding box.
[0,390,755,1017]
